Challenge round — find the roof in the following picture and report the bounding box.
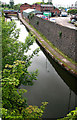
[20,3,30,7]
[23,9,42,14]
[41,4,53,7]
[3,10,18,12]
[23,9,35,13]
[33,10,42,14]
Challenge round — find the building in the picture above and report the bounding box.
[75,1,77,8]
[20,3,60,15]
[3,10,18,16]
[23,8,42,18]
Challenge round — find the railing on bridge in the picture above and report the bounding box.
[3,10,18,16]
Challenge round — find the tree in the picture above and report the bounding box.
[1,16,48,119]
[13,4,21,10]
[34,2,52,5]
[3,60,38,86]
[1,4,4,8]
[2,77,48,119]
[2,17,40,86]
[2,17,39,70]
[58,107,77,120]
[67,9,77,14]
[9,0,14,9]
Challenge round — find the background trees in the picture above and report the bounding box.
[13,4,21,11]
[9,0,14,9]
[68,9,77,14]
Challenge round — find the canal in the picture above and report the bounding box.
[11,16,77,118]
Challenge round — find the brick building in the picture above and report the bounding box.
[20,3,60,15]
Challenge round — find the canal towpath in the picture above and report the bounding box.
[18,13,77,77]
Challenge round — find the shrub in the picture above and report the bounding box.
[28,13,34,19]
[57,107,77,120]
[68,9,77,14]
[36,20,39,25]
[59,31,62,38]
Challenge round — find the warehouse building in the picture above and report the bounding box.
[20,3,60,16]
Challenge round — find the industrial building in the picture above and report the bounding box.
[20,3,60,16]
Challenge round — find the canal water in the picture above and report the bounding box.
[11,17,77,118]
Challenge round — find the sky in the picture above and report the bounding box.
[1,0,77,7]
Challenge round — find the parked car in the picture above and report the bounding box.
[60,12,67,17]
[70,14,77,21]
[71,19,76,24]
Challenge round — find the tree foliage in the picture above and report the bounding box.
[58,107,77,120]
[33,2,52,5]
[13,4,21,10]
[1,16,48,119]
[2,17,39,70]
[2,77,48,119]
[68,9,77,14]
[3,60,38,86]
[9,0,14,9]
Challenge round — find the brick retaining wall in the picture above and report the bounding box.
[29,16,77,62]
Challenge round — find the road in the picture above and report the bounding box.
[49,16,76,29]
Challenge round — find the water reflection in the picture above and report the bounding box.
[22,44,77,118]
[42,48,77,95]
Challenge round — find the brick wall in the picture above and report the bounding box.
[20,3,60,15]
[29,16,77,62]
[20,3,31,13]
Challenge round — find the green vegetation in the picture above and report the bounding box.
[13,4,21,10]
[3,60,38,86]
[59,31,62,38]
[59,7,65,10]
[28,13,34,19]
[58,107,77,120]
[2,17,39,70]
[74,22,77,27]
[1,16,48,119]
[9,0,14,9]
[68,9,77,14]
[0,1,21,10]
[1,4,10,9]
[33,2,52,5]
[36,20,39,25]
[2,75,48,119]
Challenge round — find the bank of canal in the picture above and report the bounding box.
[18,13,77,77]
[11,16,77,119]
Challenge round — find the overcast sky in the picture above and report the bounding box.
[1,0,77,7]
